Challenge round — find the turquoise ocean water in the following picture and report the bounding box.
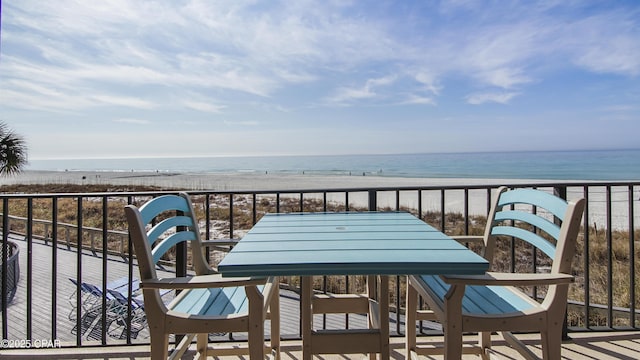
[27,149,640,181]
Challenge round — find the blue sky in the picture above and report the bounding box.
[1,1,639,160]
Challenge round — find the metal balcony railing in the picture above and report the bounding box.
[1,181,638,349]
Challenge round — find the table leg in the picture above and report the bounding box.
[302,276,313,360]
[379,275,390,360]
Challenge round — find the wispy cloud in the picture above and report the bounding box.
[183,101,226,114]
[114,118,151,125]
[223,120,259,127]
[401,95,437,106]
[325,76,397,105]
[90,95,155,109]
[466,92,520,105]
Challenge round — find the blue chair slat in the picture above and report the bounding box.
[152,231,198,264]
[172,288,217,314]
[498,189,567,219]
[139,195,192,224]
[494,210,561,240]
[421,275,496,314]
[147,216,196,242]
[491,225,557,259]
[465,285,535,315]
[236,285,265,313]
[172,287,245,316]
[420,275,535,315]
[215,286,247,315]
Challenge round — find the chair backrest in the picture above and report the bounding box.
[483,186,585,278]
[124,193,213,311]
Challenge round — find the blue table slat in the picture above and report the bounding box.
[240,230,449,242]
[231,239,467,252]
[218,212,489,277]
[248,224,434,234]
[256,212,414,222]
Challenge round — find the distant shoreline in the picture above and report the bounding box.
[1,169,553,191]
[1,170,632,229]
[24,149,640,181]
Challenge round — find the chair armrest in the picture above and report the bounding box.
[201,238,240,247]
[141,274,268,290]
[441,271,574,286]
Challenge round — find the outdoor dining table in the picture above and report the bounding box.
[218,211,489,359]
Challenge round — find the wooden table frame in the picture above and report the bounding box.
[301,275,390,359]
[218,212,489,359]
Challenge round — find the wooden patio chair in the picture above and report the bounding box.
[125,192,280,359]
[406,186,585,359]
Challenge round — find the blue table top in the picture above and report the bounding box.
[218,212,489,277]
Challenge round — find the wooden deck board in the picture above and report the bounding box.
[2,332,640,359]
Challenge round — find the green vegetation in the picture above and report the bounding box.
[0,122,28,176]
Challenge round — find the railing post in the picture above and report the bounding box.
[176,211,187,278]
[368,190,377,211]
[2,198,9,337]
[553,185,567,201]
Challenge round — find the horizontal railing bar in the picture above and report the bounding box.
[0,180,638,198]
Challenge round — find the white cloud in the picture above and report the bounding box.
[466,92,520,105]
[183,101,226,114]
[575,38,640,76]
[563,9,640,76]
[413,71,442,96]
[325,75,397,104]
[475,68,532,89]
[401,95,436,106]
[223,120,259,127]
[90,95,155,109]
[114,118,151,125]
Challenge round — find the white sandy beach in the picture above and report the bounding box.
[0,170,635,229]
[0,170,552,190]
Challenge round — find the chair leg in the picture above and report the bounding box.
[270,281,281,359]
[150,331,169,360]
[479,331,491,360]
[196,333,208,358]
[444,284,465,360]
[542,325,562,360]
[247,285,265,360]
[405,280,418,358]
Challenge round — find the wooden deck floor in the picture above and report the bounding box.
[3,331,640,359]
[3,237,640,359]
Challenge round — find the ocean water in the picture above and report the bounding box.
[26,149,640,181]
